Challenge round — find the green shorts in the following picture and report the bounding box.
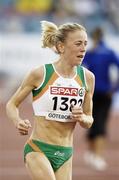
[24,139,73,172]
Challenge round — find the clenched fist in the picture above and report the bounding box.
[71,105,93,128]
[16,119,32,135]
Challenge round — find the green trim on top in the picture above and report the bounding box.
[32,64,54,97]
[77,65,87,89]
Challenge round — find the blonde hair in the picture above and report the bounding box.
[41,21,86,50]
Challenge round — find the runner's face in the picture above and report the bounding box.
[63,30,88,66]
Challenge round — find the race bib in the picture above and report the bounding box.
[49,86,85,112]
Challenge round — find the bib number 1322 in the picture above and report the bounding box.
[52,96,83,112]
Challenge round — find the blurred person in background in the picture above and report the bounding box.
[83,27,119,171]
[6,21,95,180]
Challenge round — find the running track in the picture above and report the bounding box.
[0,101,119,180]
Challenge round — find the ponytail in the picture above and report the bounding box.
[41,21,58,48]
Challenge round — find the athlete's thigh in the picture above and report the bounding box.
[25,152,56,180]
[55,157,72,180]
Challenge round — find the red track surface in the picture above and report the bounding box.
[0,101,119,180]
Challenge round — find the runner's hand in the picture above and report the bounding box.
[71,105,93,128]
[16,119,32,135]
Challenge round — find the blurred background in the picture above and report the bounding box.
[0,0,119,180]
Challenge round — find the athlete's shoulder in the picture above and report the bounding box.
[82,66,95,82]
[81,66,95,94]
[26,65,45,89]
[30,65,45,79]
[30,63,54,88]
